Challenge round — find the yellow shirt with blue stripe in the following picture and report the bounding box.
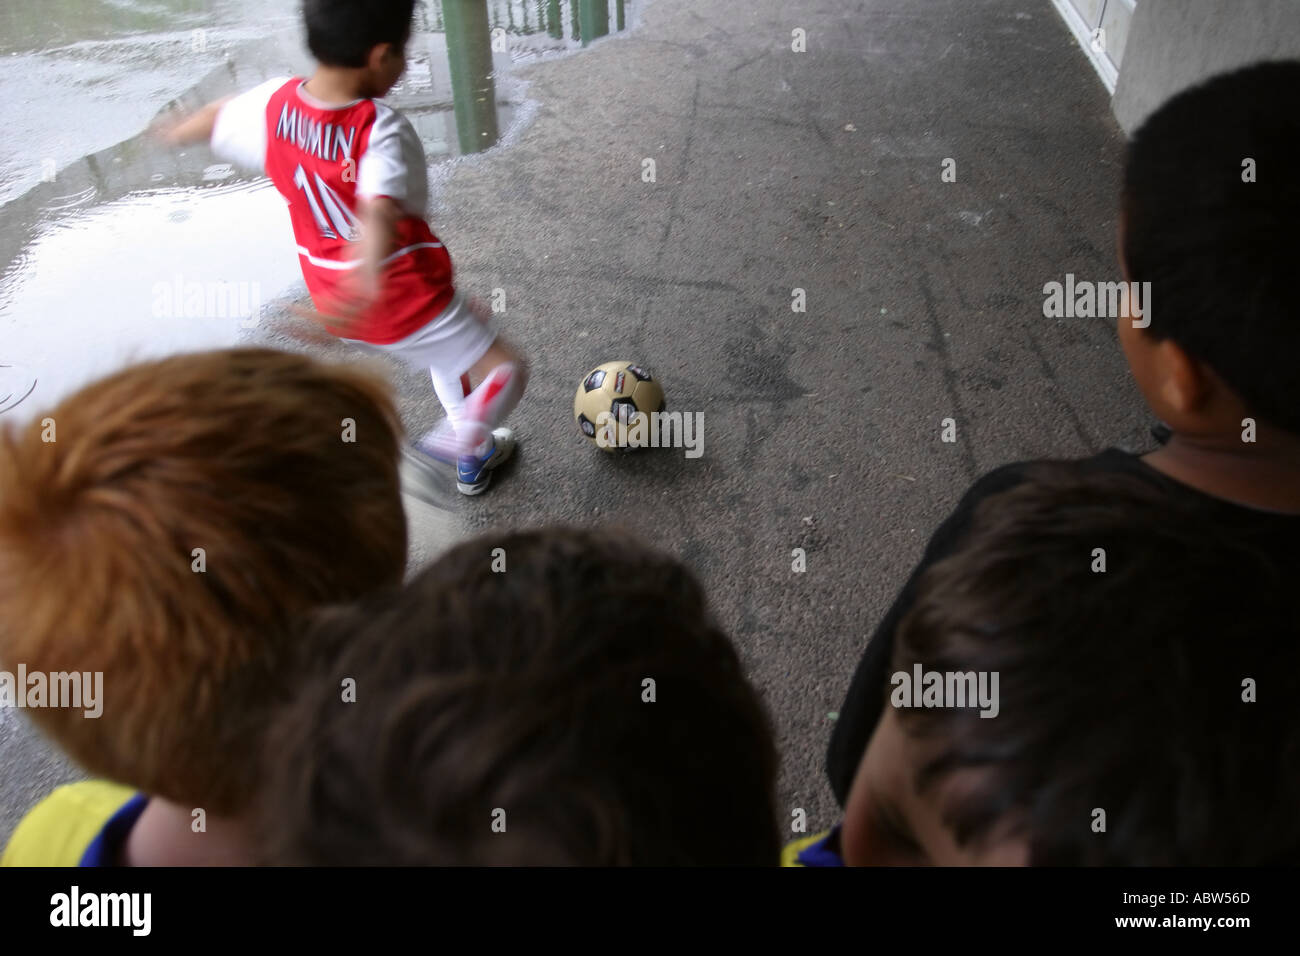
[782,826,845,866]
[2,781,142,867]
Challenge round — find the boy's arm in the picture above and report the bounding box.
[353,196,404,303]
[155,77,290,168]
[299,196,404,335]
[305,109,423,333]
[154,97,232,147]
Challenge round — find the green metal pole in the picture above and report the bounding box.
[577,0,608,46]
[616,0,625,32]
[442,0,500,154]
[546,0,562,38]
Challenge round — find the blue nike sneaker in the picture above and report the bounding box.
[456,427,516,496]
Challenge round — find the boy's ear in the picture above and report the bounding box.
[367,42,393,72]
[1153,337,1211,416]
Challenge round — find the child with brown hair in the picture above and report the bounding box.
[0,348,408,865]
[258,526,782,865]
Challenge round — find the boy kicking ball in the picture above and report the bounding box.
[163,0,528,497]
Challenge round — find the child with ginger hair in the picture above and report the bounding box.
[0,348,408,865]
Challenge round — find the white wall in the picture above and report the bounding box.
[1111,0,1300,134]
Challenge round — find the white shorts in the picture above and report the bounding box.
[344,293,496,382]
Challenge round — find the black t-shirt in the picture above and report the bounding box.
[824,447,1300,807]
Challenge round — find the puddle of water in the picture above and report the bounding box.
[0,0,639,417]
[3,181,298,408]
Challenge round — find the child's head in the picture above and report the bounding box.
[842,467,1300,866]
[0,348,407,815]
[303,0,416,94]
[259,526,781,865]
[1118,60,1300,440]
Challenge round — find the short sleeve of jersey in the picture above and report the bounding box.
[211,76,293,173]
[358,103,429,215]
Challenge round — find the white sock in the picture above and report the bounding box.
[463,363,524,448]
[426,370,474,458]
[427,364,524,458]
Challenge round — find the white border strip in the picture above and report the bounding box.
[295,241,444,270]
[1049,0,1119,94]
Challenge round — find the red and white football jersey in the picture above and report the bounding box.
[211,77,454,344]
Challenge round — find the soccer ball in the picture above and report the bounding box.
[573,361,665,452]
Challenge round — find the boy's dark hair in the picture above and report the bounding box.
[892,467,1300,865]
[303,0,417,68]
[1121,60,1300,436]
[260,526,781,865]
